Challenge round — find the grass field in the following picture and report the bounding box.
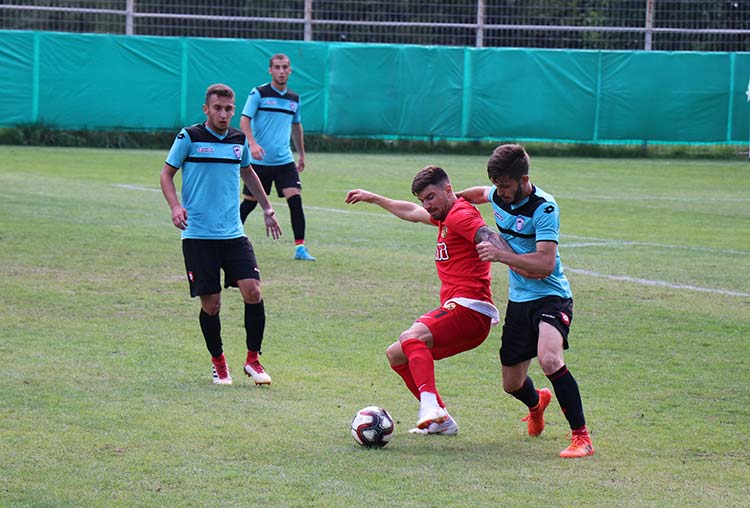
[1,146,749,507]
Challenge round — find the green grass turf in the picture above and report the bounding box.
[1,146,748,507]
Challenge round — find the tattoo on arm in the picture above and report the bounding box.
[475,225,511,251]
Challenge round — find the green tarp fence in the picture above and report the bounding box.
[1,30,748,144]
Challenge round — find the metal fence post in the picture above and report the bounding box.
[304,0,313,41]
[126,0,134,35]
[475,0,484,48]
[644,0,654,50]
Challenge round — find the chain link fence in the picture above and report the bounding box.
[1,0,749,51]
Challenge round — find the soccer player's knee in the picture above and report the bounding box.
[537,352,563,375]
[240,282,262,304]
[385,343,405,366]
[202,300,221,316]
[503,378,523,394]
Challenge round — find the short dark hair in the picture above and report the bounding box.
[487,144,530,182]
[204,83,235,105]
[412,165,450,196]
[269,53,290,67]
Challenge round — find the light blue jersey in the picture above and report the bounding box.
[486,185,572,302]
[165,123,251,240]
[241,83,301,166]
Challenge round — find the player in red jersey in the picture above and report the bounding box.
[345,165,512,434]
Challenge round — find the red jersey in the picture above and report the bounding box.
[430,198,493,305]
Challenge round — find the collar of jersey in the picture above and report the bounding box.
[270,84,288,95]
[204,123,228,140]
[510,185,536,210]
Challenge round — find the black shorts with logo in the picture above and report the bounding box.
[242,162,301,198]
[499,295,573,366]
[182,237,260,297]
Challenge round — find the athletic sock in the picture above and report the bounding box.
[287,194,306,243]
[400,339,438,397]
[244,300,266,353]
[246,350,259,364]
[391,363,420,400]
[199,309,222,358]
[547,364,586,430]
[509,376,540,408]
[240,199,258,223]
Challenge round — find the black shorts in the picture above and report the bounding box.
[242,162,301,198]
[182,237,260,297]
[499,296,573,366]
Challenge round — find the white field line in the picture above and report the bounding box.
[115,183,161,192]
[118,184,749,297]
[565,268,750,298]
[555,193,750,203]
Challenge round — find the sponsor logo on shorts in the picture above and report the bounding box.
[187,271,194,283]
[560,312,570,325]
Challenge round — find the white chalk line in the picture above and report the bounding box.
[118,183,749,297]
[565,268,750,298]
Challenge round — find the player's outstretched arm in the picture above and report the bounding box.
[345,189,431,224]
[455,186,492,204]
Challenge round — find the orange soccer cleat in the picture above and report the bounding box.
[521,387,552,436]
[560,431,595,458]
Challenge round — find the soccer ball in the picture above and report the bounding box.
[350,406,395,448]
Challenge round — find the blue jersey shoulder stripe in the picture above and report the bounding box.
[497,226,536,239]
[257,84,299,102]
[185,124,246,145]
[491,187,548,216]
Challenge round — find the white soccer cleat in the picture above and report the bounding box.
[211,354,232,385]
[244,361,272,385]
[409,414,459,436]
[416,405,449,429]
[211,366,232,385]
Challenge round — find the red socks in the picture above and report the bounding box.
[400,339,443,405]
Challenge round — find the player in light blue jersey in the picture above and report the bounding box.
[239,53,315,261]
[458,144,594,458]
[160,83,282,386]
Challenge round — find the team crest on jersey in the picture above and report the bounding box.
[233,145,242,159]
[197,147,215,153]
[443,302,456,311]
[290,102,298,112]
[441,226,448,238]
[515,216,526,231]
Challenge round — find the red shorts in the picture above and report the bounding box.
[416,302,492,360]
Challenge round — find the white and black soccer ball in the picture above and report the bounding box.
[350,406,394,448]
